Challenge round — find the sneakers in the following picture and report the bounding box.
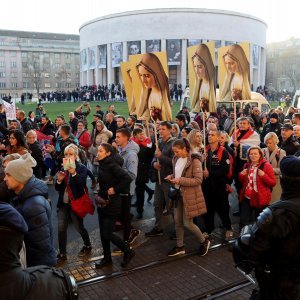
[225,230,234,241]
[121,249,135,268]
[112,247,122,254]
[145,228,163,237]
[128,229,141,245]
[78,245,92,257]
[168,246,185,257]
[199,239,211,256]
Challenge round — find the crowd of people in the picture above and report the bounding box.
[0,98,300,297]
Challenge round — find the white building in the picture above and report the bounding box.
[79,8,267,89]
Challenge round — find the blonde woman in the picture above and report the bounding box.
[187,129,202,154]
[220,44,251,101]
[191,44,216,112]
[262,132,286,203]
[55,144,91,262]
[171,123,180,138]
[136,53,172,121]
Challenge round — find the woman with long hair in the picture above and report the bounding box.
[90,120,112,178]
[7,129,29,155]
[187,129,202,154]
[136,53,172,121]
[239,146,276,227]
[220,44,251,101]
[95,143,134,269]
[190,44,216,112]
[165,138,209,257]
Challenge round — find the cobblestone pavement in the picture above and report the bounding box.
[58,212,255,299]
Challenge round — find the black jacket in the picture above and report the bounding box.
[136,142,155,183]
[97,154,131,216]
[29,141,44,168]
[55,162,88,208]
[39,121,55,136]
[20,118,32,134]
[279,136,300,156]
[260,122,282,143]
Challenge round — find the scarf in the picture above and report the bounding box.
[131,136,152,148]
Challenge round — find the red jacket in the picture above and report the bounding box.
[77,130,91,152]
[238,158,276,208]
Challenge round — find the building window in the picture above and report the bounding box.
[0,51,4,57]
[65,54,71,59]
[11,73,17,78]
[53,63,61,69]
[45,83,51,88]
[0,72,6,78]
[43,63,50,69]
[22,72,29,78]
[21,52,28,58]
[23,82,29,88]
[10,51,17,57]
[11,82,18,88]
[43,53,50,58]
[0,82,6,88]
[66,83,71,88]
[66,63,71,69]
[11,61,17,68]
[44,73,50,78]
[55,53,60,59]
[0,61,5,68]
[22,62,28,68]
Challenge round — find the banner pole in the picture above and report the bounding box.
[152,119,161,185]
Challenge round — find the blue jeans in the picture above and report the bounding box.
[58,204,91,254]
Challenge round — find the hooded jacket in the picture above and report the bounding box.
[12,177,56,267]
[119,140,139,195]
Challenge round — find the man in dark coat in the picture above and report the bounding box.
[279,124,300,155]
[4,153,56,267]
[260,113,282,143]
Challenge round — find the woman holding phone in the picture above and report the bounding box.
[55,144,92,263]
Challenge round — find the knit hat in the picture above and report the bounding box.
[280,156,300,178]
[270,113,278,120]
[5,153,37,184]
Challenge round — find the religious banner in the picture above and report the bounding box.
[111,42,123,68]
[98,45,107,68]
[218,42,251,101]
[129,52,172,121]
[2,100,16,120]
[188,41,216,113]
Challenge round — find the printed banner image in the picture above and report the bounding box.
[120,61,136,115]
[98,45,107,68]
[218,42,251,101]
[146,40,161,53]
[127,41,141,56]
[167,39,181,65]
[89,47,96,69]
[111,42,123,67]
[129,52,172,122]
[188,41,216,113]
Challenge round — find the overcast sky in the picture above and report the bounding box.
[1,0,299,42]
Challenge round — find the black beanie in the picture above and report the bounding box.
[270,113,279,120]
[280,156,300,177]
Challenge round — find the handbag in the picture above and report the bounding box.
[168,186,180,208]
[94,194,110,208]
[66,185,95,218]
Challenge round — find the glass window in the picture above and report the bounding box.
[55,53,60,59]
[0,72,6,78]
[23,82,29,88]
[11,73,17,78]
[10,51,17,57]
[11,82,18,88]
[11,61,17,68]
[0,82,6,88]
[0,51,4,57]
[0,61,5,68]
[45,83,51,88]
[21,52,28,58]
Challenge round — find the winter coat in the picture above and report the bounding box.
[77,130,91,153]
[278,136,300,156]
[29,141,44,168]
[55,162,88,209]
[119,140,139,196]
[172,153,207,218]
[97,154,132,217]
[20,118,33,134]
[260,121,282,143]
[239,158,276,208]
[12,177,56,267]
[262,147,286,204]
[39,121,55,136]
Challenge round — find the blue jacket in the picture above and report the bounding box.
[12,177,57,267]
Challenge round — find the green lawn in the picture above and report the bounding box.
[20,100,183,125]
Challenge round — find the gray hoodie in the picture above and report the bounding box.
[119,140,139,195]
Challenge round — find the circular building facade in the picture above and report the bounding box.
[79,8,267,89]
